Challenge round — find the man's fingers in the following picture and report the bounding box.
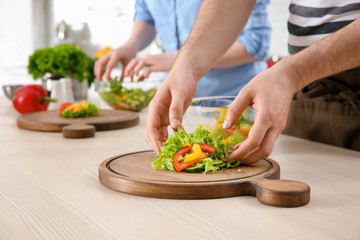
[159,125,169,143]
[227,109,271,163]
[241,129,278,164]
[169,92,186,130]
[145,130,161,155]
[223,91,251,129]
[229,127,279,164]
[146,96,171,155]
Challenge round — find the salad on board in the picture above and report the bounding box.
[152,107,254,174]
[152,126,242,174]
[100,77,156,111]
[59,100,101,118]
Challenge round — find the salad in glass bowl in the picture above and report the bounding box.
[96,77,159,111]
[185,96,255,149]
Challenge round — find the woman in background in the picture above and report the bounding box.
[94,0,271,97]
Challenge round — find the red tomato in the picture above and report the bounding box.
[173,145,213,172]
[59,102,73,115]
[198,144,216,153]
[236,129,250,138]
[173,146,192,172]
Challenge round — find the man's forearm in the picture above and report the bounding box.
[176,0,256,80]
[125,21,156,52]
[279,18,360,91]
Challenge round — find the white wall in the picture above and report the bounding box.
[50,0,137,56]
[267,0,290,58]
[0,0,290,95]
[0,0,35,88]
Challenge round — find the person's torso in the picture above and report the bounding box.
[288,0,360,54]
[143,0,269,96]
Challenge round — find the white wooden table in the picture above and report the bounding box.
[0,94,359,240]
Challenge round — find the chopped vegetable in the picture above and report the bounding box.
[59,101,101,118]
[184,144,202,163]
[152,126,241,174]
[94,46,111,59]
[12,84,57,114]
[59,102,72,115]
[100,77,156,111]
[209,107,254,149]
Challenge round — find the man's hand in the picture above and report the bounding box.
[223,64,296,164]
[145,61,197,154]
[94,45,137,81]
[124,52,177,81]
[144,0,255,154]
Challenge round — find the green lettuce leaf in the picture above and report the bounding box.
[61,103,100,118]
[152,125,232,173]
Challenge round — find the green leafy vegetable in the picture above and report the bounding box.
[152,125,241,174]
[227,131,245,148]
[28,44,95,87]
[61,103,100,118]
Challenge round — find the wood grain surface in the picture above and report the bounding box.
[99,151,310,207]
[2,94,360,240]
[62,124,96,138]
[17,110,139,135]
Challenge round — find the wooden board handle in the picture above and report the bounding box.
[255,180,310,207]
[62,124,95,138]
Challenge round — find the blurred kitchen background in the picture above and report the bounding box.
[0,0,289,95]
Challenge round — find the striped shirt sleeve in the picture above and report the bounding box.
[288,0,360,54]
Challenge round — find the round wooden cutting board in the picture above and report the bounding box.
[99,151,310,207]
[17,110,139,138]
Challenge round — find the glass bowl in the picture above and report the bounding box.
[96,79,160,111]
[183,96,255,149]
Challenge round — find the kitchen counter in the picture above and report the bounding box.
[0,94,359,240]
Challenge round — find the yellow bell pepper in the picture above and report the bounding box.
[115,95,128,101]
[66,103,81,112]
[94,46,111,59]
[81,100,87,109]
[216,107,227,127]
[184,144,202,163]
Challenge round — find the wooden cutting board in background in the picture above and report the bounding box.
[99,151,311,207]
[17,110,139,138]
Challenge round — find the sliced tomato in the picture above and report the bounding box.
[173,145,214,172]
[198,144,216,153]
[59,102,73,115]
[236,129,250,138]
[173,146,191,172]
[199,151,209,159]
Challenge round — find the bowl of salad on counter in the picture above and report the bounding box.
[183,96,255,150]
[96,77,159,111]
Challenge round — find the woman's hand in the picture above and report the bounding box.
[124,52,178,81]
[94,45,137,81]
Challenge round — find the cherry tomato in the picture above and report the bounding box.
[59,102,73,115]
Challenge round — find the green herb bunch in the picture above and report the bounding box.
[27,44,95,86]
